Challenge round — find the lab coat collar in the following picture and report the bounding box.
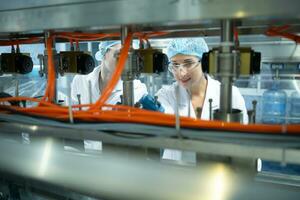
[86,65,123,94]
[177,74,219,109]
[177,83,189,107]
[203,75,220,109]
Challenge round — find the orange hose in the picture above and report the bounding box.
[266,25,300,43]
[2,100,300,134]
[1,31,300,136]
[0,37,42,46]
[41,35,56,103]
[55,32,120,37]
[90,32,133,110]
[53,32,120,41]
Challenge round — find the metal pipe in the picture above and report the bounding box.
[15,78,19,97]
[209,98,213,120]
[220,77,232,113]
[219,19,234,114]
[252,100,257,124]
[121,25,128,45]
[121,26,134,106]
[88,80,92,104]
[77,94,82,111]
[175,84,182,138]
[38,54,44,77]
[45,31,57,103]
[122,80,134,106]
[68,83,74,123]
[221,20,234,50]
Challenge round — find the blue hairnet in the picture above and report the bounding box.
[95,41,120,61]
[166,38,209,60]
[95,40,140,61]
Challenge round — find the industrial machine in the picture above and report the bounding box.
[0,0,300,200]
[0,47,33,75]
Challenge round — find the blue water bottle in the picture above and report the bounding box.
[262,82,287,124]
[290,91,300,124]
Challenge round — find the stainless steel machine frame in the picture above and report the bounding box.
[1,0,300,199]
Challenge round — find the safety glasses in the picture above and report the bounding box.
[168,60,200,73]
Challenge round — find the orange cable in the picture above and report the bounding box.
[2,31,300,135]
[0,37,42,46]
[266,25,300,43]
[90,32,133,110]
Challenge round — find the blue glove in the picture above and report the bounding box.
[139,94,165,112]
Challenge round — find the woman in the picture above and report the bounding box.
[71,41,147,105]
[156,38,248,161]
[71,41,148,151]
[157,38,248,122]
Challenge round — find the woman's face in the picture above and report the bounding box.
[170,54,203,88]
[102,44,121,76]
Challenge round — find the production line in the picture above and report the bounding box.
[0,0,300,199]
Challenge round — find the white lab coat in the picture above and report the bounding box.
[157,75,248,162]
[71,65,148,151]
[71,65,148,105]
